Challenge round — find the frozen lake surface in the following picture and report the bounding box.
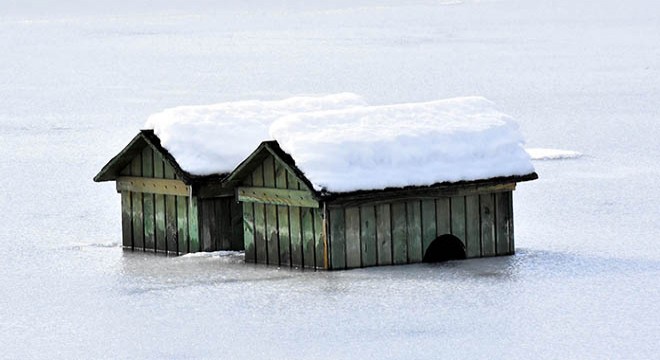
[1,0,659,358]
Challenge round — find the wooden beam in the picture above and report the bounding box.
[237,187,319,208]
[116,176,189,197]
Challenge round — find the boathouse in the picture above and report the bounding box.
[94,130,243,254]
[226,140,537,270]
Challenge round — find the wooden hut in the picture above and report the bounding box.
[94,130,243,254]
[225,141,537,270]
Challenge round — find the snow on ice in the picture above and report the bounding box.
[526,148,583,160]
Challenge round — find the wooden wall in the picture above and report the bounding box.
[199,197,244,252]
[241,155,326,269]
[118,146,200,254]
[325,191,514,270]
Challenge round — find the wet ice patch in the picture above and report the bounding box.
[180,250,245,263]
[526,148,583,160]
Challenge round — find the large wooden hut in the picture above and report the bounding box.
[225,141,537,270]
[94,130,243,254]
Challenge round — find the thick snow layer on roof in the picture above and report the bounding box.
[144,93,366,175]
[270,96,535,192]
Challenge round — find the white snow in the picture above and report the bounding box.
[144,93,366,176]
[270,96,536,192]
[526,148,583,160]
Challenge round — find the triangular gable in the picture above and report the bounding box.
[225,141,318,197]
[94,130,194,183]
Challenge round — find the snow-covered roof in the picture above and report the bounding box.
[144,94,534,193]
[270,96,535,192]
[144,93,367,176]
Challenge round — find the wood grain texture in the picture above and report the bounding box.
[176,195,189,254]
[406,201,423,263]
[314,208,325,269]
[301,207,316,269]
[375,203,392,265]
[465,195,481,258]
[121,191,132,248]
[289,206,303,267]
[391,202,408,264]
[480,193,496,256]
[360,206,377,267]
[436,197,451,236]
[345,207,361,268]
[329,207,346,270]
[421,199,436,259]
[243,202,256,262]
[450,196,466,246]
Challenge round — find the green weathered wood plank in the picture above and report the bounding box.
[345,207,361,268]
[121,191,132,248]
[391,202,408,264]
[278,205,291,267]
[243,202,256,262]
[465,195,481,258]
[375,203,392,265]
[130,156,144,250]
[116,177,189,196]
[254,203,267,264]
[265,204,279,265]
[188,196,200,252]
[495,191,511,255]
[314,208,325,269]
[218,198,232,250]
[274,158,287,189]
[289,206,303,267]
[176,195,189,254]
[450,196,466,247]
[360,206,377,267]
[263,157,279,265]
[164,163,177,254]
[237,186,319,208]
[480,193,496,256]
[436,197,451,236]
[153,156,166,252]
[200,199,214,251]
[287,171,301,191]
[230,199,244,251]
[508,191,515,254]
[421,199,436,259]
[406,201,423,263]
[329,207,346,270]
[301,207,316,268]
[142,147,155,251]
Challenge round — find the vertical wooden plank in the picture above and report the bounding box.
[164,165,177,254]
[200,200,214,251]
[329,207,346,270]
[176,195,189,254]
[508,191,515,254]
[421,199,436,259]
[495,191,512,255]
[450,196,466,247]
[391,202,408,264]
[376,203,392,265]
[360,206,377,267]
[313,208,325,269]
[301,207,316,268]
[218,198,232,250]
[188,196,200,253]
[142,148,155,252]
[243,202,256,262]
[153,156,166,252]
[406,201,423,263]
[465,195,481,258]
[230,200,244,250]
[278,205,291,267]
[480,193,496,256]
[345,207,361,268]
[263,156,279,265]
[289,206,303,267]
[436,197,451,236]
[130,156,144,250]
[252,164,267,263]
[121,191,132,249]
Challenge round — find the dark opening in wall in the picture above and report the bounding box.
[423,234,466,262]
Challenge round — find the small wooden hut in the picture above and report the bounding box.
[94,130,243,254]
[226,141,537,270]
